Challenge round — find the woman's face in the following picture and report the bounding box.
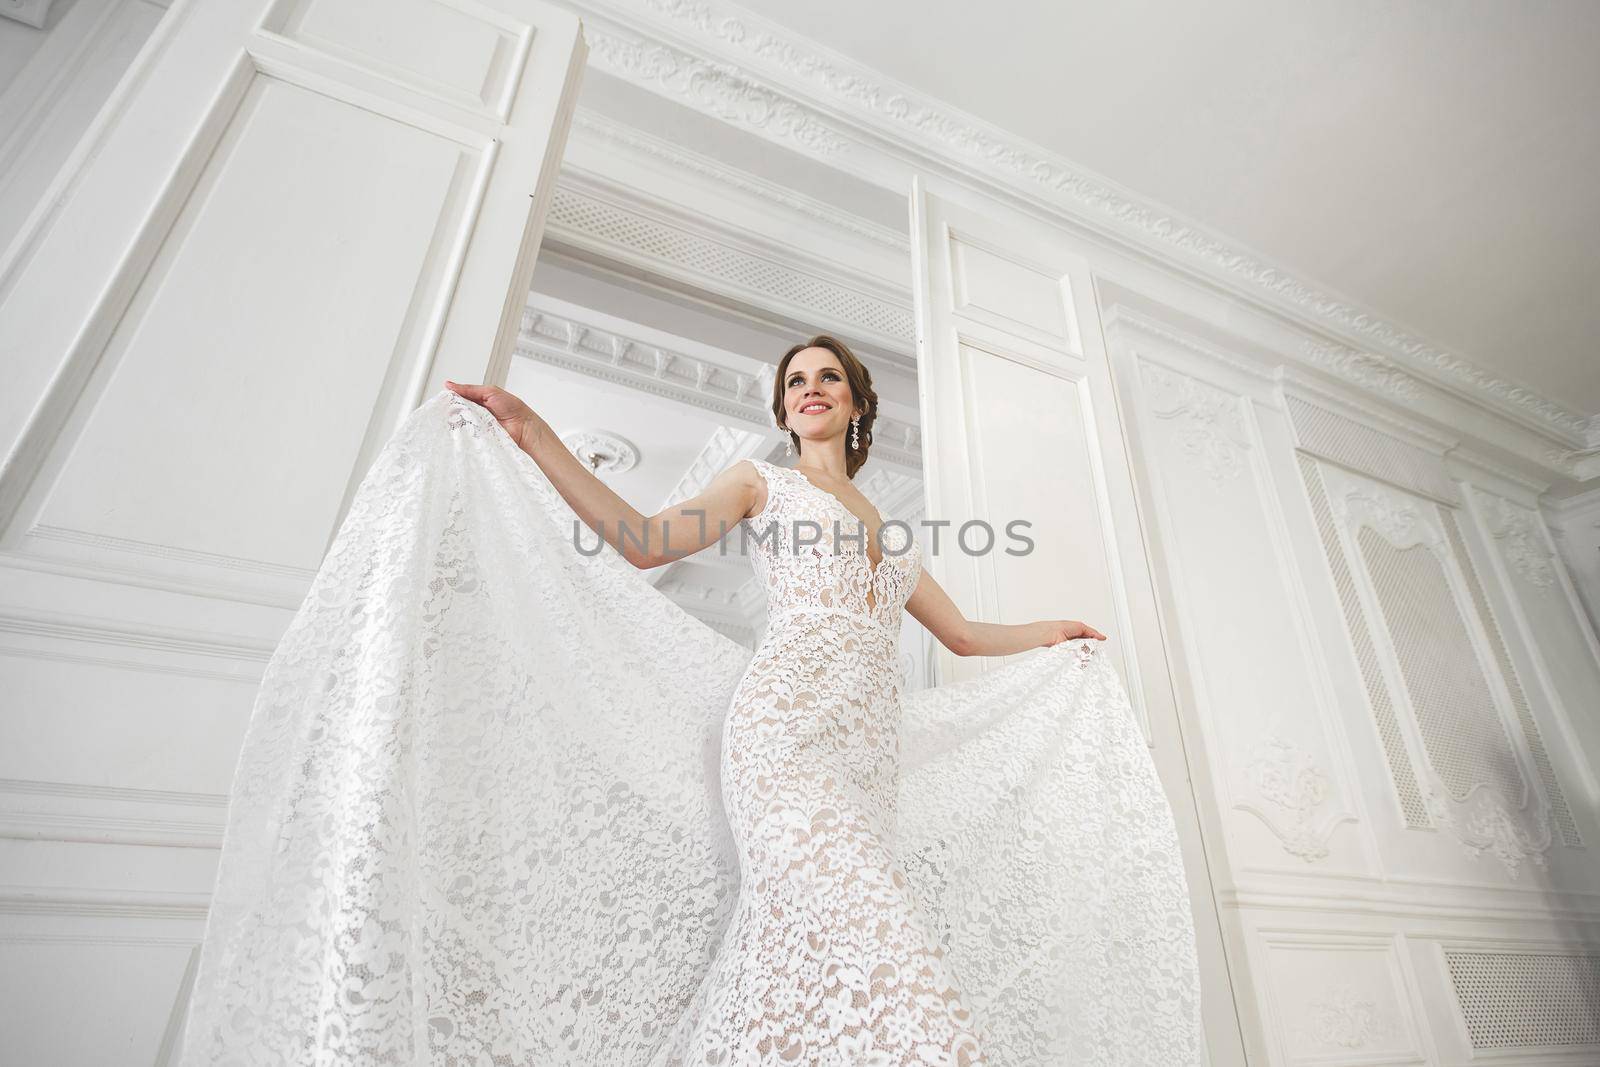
[783,347,856,441]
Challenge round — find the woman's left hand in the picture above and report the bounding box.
[1041,619,1107,645]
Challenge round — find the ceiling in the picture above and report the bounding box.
[732,0,1600,411]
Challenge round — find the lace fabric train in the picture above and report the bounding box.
[179,390,1203,1065]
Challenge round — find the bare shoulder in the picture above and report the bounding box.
[722,457,763,487]
[719,458,767,520]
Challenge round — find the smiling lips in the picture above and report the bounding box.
[799,402,831,415]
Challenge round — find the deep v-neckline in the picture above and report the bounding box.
[780,464,888,573]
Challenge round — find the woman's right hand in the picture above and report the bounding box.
[444,381,547,453]
[1039,619,1107,645]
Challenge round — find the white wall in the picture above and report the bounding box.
[0,8,195,1064]
[1103,304,1600,1065]
[896,157,1600,1062]
[1547,489,1600,637]
[0,0,169,257]
[0,0,588,1062]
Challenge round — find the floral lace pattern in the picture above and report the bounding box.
[180,391,1203,1066]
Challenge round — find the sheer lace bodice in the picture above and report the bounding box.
[742,458,923,628]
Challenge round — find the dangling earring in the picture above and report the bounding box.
[785,435,793,457]
[850,414,861,451]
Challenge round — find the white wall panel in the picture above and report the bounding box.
[0,1,585,1060]
[30,74,471,576]
[1109,309,1600,1066]
[0,0,167,257]
[1546,489,1600,635]
[1462,484,1600,809]
[1255,930,1428,1065]
[911,180,1247,1064]
[1125,355,1369,876]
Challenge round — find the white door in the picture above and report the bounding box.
[0,0,587,565]
[0,2,584,1060]
[909,177,1247,1065]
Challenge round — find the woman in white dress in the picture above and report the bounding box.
[179,335,1202,1066]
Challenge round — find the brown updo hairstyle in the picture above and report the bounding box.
[772,334,878,479]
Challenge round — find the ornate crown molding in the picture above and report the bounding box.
[569,0,1597,453]
[1301,340,1425,404]
[658,423,767,511]
[582,13,852,156]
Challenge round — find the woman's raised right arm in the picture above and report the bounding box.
[445,382,760,569]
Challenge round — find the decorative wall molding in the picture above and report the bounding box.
[1546,444,1600,482]
[0,605,272,687]
[658,424,767,511]
[559,428,640,475]
[0,0,57,30]
[1474,491,1557,592]
[1424,791,1549,879]
[582,14,852,156]
[1544,486,1600,636]
[567,0,1600,455]
[1322,466,1569,877]
[1138,361,1250,484]
[1241,734,1352,864]
[1110,305,1585,491]
[26,523,316,579]
[1336,489,1442,555]
[1227,881,1600,924]
[0,605,271,661]
[1302,983,1386,1050]
[1298,458,1435,834]
[1105,307,1277,388]
[1301,339,1425,404]
[570,108,908,252]
[544,176,915,352]
[0,883,209,920]
[1284,389,1460,506]
[654,568,764,640]
[1441,504,1582,849]
[1256,930,1425,1065]
[0,777,226,849]
[1445,445,1551,503]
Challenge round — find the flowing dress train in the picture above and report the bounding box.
[178,390,1204,1066]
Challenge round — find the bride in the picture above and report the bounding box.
[179,335,1203,1065]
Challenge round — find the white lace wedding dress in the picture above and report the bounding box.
[179,390,1203,1066]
